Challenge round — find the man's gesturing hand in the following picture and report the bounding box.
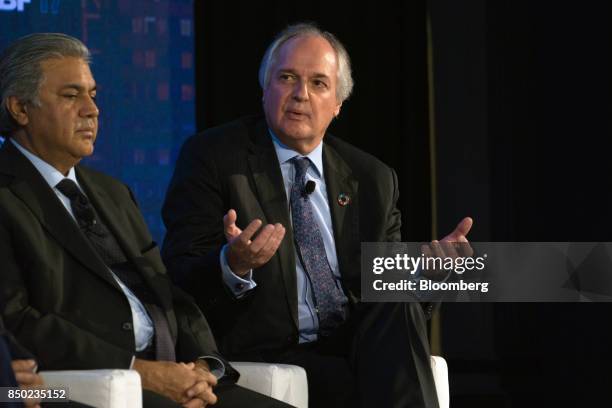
[421,217,474,279]
[441,217,473,244]
[224,209,286,277]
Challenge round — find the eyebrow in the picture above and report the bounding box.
[59,83,97,92]
[277,69,330,80]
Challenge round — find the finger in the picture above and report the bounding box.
[456,217,473,237]
[195,370,218,387]
[248,224,276,253]
[440,241,459,259]
[455,241,474,257]
[198,389,218,405]
[443,217,473,242]
[430,240,445,258]
[186,380,212,399]
[256,224,285,260]
[223,209,237,229]
[224,210,243,241]
[11,360,37,372]
[182,398,205,408]
[15,371,40,385]
[237,219,263,244]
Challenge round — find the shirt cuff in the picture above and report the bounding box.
[198,356,225,379]
[129,355,136,369]
[220,244,257,297]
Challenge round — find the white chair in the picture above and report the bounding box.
[40,362,307,408]
[233,362,308,408]
[41,356,448,408]
[41,369,142,408]
[431,355,450,408]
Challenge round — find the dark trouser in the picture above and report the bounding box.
[143,384,294,408]
[233,302,439,408]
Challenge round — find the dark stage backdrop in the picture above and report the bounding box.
[194,0,433,242]
[0,0,195,243]
[3,1,610,406]
[431,1,612,406]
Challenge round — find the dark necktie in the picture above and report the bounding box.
[290,157,347,334]
[55,178,176,361]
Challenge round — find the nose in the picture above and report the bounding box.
[80,95,99,118]
[291,79,309,102]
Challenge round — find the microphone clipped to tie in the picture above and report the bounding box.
[302,180,316,197]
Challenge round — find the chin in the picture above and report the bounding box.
[75,145,95,158]
[280,125,312,141]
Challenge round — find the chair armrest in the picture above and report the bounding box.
[231,361,308,408]
[430,356,449,408]
[40,369,142,408]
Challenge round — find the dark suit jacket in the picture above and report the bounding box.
[162,116,432,358]
[0,140,232,375]
[0,315,33,361]
[1,314,28,394]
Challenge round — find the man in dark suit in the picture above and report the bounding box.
[0,33,289,408]
[163,23,472,407]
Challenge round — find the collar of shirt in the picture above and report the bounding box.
[10,138,79,190]
[268,129,324,180]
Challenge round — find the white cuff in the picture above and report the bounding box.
[220,244,257,297]
[197,356,225,379]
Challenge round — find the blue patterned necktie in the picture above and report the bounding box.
[290,157,347,334]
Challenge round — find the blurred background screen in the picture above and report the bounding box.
[0,0,195,243]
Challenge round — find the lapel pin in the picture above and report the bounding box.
[337,193,351,207]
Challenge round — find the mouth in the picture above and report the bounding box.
[285,110,309,120]
[76,129,95,138]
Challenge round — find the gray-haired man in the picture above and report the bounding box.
[163,23,473,407]
[0,33,290,408]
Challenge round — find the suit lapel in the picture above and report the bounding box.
[246,123,299,328]
[323,142,360,283]
[0,142,120,290]
[77,169,175,325]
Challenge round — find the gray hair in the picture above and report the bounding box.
[0,33,90,137]
[258,23,354,103]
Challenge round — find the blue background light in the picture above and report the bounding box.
[0,0,195,243]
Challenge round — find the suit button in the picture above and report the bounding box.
[235,283,245,291]
[122,322,133,331]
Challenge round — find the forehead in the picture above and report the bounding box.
[39,56,95,88]
[273,35,338,76]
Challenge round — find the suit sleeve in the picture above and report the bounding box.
[386,167,436,319]
[0,221,135,370]
[386,168,402,243]
[162,137,246,325]
[126,183,237,380]
[0,316,33,360]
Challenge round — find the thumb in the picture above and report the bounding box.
[455,217,473,237]
[224,209,242,241]
[441,217,473,242]
[223,209,237,229]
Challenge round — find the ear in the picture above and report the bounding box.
[334,101,343,118]
[6,96,29,126]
